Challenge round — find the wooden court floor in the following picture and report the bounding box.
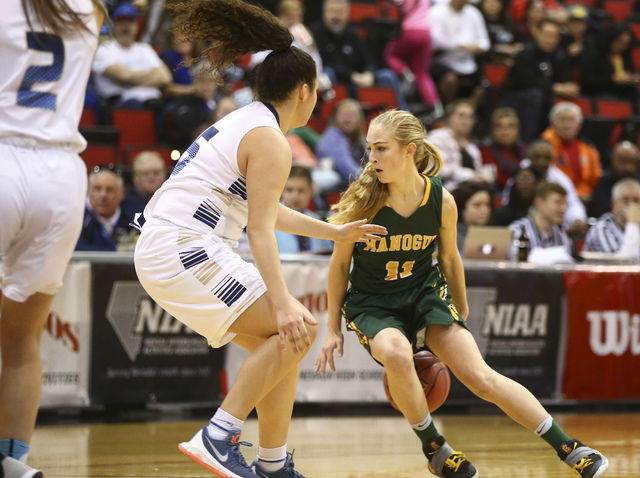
[28,411,639,477]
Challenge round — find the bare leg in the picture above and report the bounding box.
[369,328,428,424]
[232,335,301,448]
[426,324,548,430]
[0,293,53,444]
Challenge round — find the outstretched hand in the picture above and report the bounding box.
[334,219,387,243]
[315,329,344,375]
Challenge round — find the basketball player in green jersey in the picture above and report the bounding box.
[315,109,608,478]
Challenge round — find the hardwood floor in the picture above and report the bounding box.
[28,411,638,477]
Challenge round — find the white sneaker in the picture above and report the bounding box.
[0,455,42,478]
[178,426,258,478]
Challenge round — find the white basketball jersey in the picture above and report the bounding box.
[0,0,99,151]
[144,102,282,245]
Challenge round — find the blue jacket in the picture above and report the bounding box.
[75,208,135,251]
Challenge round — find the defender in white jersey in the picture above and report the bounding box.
[134,2,385,478]
[0,1,104,477]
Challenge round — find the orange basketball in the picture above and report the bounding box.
[383,351,451,412]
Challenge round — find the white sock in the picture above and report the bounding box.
[206,408,244,440]
[534,414,553,436]
[257,445,287,472]
[411,414,433,431]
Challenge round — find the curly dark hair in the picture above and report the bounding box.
[169,0,316,102]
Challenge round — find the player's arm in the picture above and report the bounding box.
[276,204,387,243]
[315,241,354,375]
[243,127,318,353]
[436,189,469,319]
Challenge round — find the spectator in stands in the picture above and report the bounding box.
[584,178,640,262]
[580,23,640,100]
[316,98,367,189]
[452,181,493,251]
[516,0,547,43]
[501,18,578,142]
[508,181,573,262]
[480,107,527,189]
[590,141,640,218]
[520,139,587,236]
[541,101,602,202]
[212,96,238,122]
[76,167,136,251]
[491,165,540,226]
[429,0,490,107]
[383,0,442,117]
[275,166,334,254]
[121,151,167,220]
[479,0,524,66]
[160,32,200,98]
[251,0,333,96]
[427,100,494,190]
[311,0,407,109]
[165,61,220,150]
[559,4,594,82]
[91,2,172,111]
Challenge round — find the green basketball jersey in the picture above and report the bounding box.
[349,175,443,294]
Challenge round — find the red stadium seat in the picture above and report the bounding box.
[595,98,634,120]
[350,3,381,23]
[632,47,640,71]
[630,22,640,43]
[483,64,510,87]
[80,108,96,127]
[357,86,398,111]
[80,145,119,172]
[111,108,157,153]
[554,96,594,116]
[602,1,632,23]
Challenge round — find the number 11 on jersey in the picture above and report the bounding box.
[385,261,415,281]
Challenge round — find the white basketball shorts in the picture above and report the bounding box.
[134,222,267,348]
[0,142,87,302]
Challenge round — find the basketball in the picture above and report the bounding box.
[383,351,451,412]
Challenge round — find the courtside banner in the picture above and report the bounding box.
[40,262,91,407]
[458,268,563,401]
[90,263,224,405]
[562,271,640,400]
[225,259,388,402]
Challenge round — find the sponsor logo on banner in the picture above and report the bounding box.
[44,311,80,353]
[105,282,209,362]
[587,310,640,356]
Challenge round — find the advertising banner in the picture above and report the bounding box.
[563,271,640,400]
[40,262,92,407]
[90,263,225,405]
[459,268,564,401]
[225,260,388,403]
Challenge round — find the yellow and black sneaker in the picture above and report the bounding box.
[558,439,609,478]
[423,436,478,478]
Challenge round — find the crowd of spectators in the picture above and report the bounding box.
[77,0,640,261]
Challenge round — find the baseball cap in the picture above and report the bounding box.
[112,2,138,20]
[567,5,588,21]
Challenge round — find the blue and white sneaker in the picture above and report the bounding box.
[178,426,258,478]
[252,452,305,478]
[0,454,42,478]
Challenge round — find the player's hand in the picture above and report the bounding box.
[315,329,344,375]
[275,296,318,354]
[334,219,387,243]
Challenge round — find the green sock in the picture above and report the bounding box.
[540,420,572,450]
[411,415,441,448]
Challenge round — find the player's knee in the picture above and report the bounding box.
[376,343,414,374]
